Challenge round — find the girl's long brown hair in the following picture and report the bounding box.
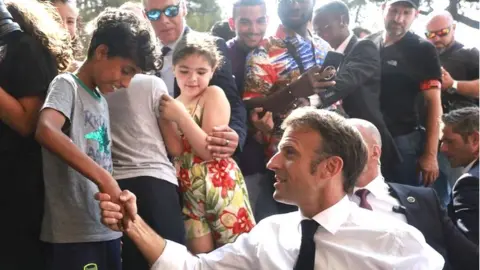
[6,0,73,71]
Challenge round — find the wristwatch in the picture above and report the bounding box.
[446,80,458,94]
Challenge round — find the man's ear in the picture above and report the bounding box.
[228,17,235,31]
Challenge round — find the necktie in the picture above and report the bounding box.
[161,46,171,57]
[294,219,319,270]
[157,46,171,76]
[355,189,373,210]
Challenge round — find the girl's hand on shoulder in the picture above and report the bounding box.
[158,94,187,122]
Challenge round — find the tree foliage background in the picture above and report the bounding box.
[77,0,222,32]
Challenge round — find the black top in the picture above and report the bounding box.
[0,31,57,157]
[439,41,479,112]
[368,31,442,136]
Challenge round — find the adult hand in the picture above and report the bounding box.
[95,190,138,231]
[441,67,454,90]
[158,94,188,122]
[418,154,439,187]
[288,66,336,97]
[250,108,274,134]
[206,125,239,159]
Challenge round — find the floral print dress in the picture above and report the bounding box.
[174,102,256,246]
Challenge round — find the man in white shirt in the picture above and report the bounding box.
[97,107,444,270]
[143,0,247,159]
[348,118,479,270]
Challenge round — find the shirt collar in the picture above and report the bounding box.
[300,196,352,235]
[463,158,478,174]
[275,24,309,42]
[335,33,354,54]
[352,174,389,199]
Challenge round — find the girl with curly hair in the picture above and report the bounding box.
[0,0,72,269]
[47,0,85,70]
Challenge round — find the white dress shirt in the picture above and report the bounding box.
[335,33,354,54]
[152,196,444,270]
[159,24,186,97]
[351,175,408,223]
[463,158,478,174]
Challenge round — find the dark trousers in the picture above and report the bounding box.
[44,238,122,270]
[383,129,452,207]
[1,153,45,270]
[118,176,185,270]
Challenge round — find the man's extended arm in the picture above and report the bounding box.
[319,40,380,107]
[211,38,247,150]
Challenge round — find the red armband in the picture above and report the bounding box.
[420,79,441,91]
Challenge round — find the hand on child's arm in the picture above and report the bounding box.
[158,94,188,122]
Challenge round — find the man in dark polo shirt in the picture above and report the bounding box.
[367,0,443,189]
[226,0,271,220]
[426,11,479,113]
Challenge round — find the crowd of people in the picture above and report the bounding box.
[0,0,478,269]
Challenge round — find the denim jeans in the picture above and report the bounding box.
[383,129,452,208]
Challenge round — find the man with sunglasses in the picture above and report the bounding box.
[367,0,443,194]
[144,0,247,160]
[426,11,479,113]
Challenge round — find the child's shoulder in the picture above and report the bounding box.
[52,72,76,85]
[128,74,168,93]
[204,85,226,99]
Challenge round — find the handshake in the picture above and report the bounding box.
[95,190,138,232]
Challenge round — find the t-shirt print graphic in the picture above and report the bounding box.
[84,110,113,173]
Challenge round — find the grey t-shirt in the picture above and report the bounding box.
[40,73,121,243]
[106,74,177,185]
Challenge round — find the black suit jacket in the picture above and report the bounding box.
[319,36,401,167]
[173,28,247,151]
[449,160,479,245]
[388,182,479,270]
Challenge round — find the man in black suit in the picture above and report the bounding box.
[143,0,247,158]
[312,1,401,172]
[440,107,479,244]
[349,118,478,270]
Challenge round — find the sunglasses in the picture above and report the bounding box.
[425,26,451,39]
[145,4,180,21]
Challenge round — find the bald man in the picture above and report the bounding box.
[426,11,479,107]
[349,118,479,270]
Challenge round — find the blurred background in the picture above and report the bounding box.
[77,0,479,48]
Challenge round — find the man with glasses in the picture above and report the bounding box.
[367,0,443,195]
[425,11,479,113]
[144,0,247,159]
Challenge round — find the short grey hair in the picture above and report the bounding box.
[281,107,368,193]
[442,107,479,142]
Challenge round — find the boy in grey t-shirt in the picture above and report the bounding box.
[35,8,157,269]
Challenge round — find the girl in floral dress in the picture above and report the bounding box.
[158,32,255,254]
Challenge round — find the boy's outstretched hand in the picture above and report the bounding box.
[95,190,138,232]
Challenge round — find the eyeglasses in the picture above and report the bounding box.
[425,26,451,39]
[145,4,180,21]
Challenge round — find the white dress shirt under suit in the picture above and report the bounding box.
[152,196,444,270]
[351,175,408,223]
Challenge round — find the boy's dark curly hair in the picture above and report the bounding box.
[87,8,158,71]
